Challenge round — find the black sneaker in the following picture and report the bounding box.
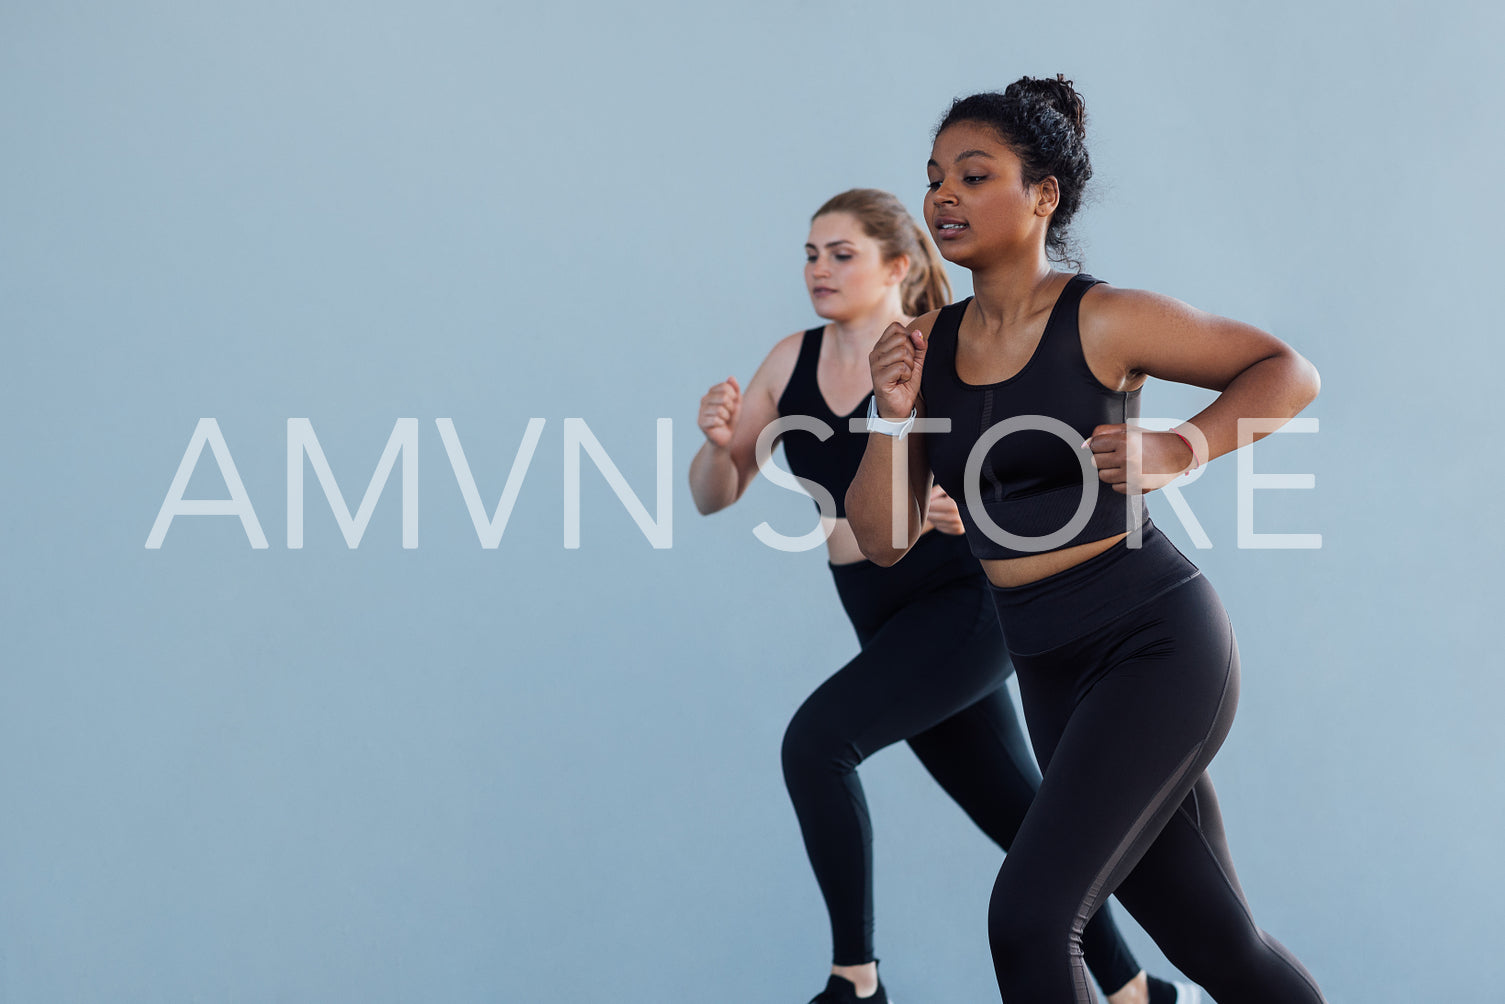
[807,973,890,1004]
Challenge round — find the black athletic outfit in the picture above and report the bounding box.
[918,276,1328,1003]
[774,325,1141,994]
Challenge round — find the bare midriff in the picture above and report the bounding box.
[979,531,1129,588]
[830,521,1126,578]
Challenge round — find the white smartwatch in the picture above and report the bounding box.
[866,396,917,438]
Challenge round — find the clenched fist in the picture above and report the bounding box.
[924,485,966,535]
[1083,424,1198,494]
[868,322,926,421]
[698,376,742,450]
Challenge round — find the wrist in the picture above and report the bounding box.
[1166,429,1200,473]
[867,396,917,438]
[698,433,732,455]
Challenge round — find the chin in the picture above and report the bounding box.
[935,242,978,269]
[809,299,843,320]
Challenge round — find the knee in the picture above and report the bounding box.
[989,904,1071,960]
[987,867,1077,969]
[780,705,859,783]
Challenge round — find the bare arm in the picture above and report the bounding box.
[688,333,801,515]
[1080,286,1321,492]
[845,311,942,564]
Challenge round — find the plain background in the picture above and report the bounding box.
[3,1,1501,1001]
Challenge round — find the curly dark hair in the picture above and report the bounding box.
[936,74,1091,267]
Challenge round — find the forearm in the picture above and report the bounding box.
[688,441,743,515]
[1177,350,1320,464]
[845,434,927,565]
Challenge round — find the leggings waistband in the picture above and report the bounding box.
[987,520,1202,656]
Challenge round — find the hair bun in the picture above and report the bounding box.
[1047,74,1086,139]
[1008,74,1086,140]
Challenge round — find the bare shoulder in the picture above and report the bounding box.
[766,328,809,366]
[1079,283,1204,336]
[747,328,814,405]
[1079,281,1295,392]
[909,306,945,338]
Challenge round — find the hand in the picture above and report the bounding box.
[698,376,742,450]
[868,322,926,421]
[924,485,966,535]
[1083,425,1196,494]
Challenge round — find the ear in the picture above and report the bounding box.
[1035,176,1060,218]
[886,253,912,287]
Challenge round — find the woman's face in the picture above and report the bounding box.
[924,121,1051,269]
[804,211,905,321]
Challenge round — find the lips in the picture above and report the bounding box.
[933,216,969,240]
[812,287,838,296]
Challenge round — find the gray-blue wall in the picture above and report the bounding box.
[3,2,1500,1000]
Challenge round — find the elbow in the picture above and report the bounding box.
[852,526,902,566]
[687,480,713,516]
[688,480,730,517]
[1286,349,1321,411]
[847,515,905,567]
[845,487,909,566]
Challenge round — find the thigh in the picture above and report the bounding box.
[998,575,1241,921]
[795,577,1011,761]
[908,685,1042,841]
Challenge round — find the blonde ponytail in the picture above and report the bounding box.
[902,220,951,315]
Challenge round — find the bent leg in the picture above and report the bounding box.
[1110,774,1328,1004]
[988,575,1243,1002]
[781,578,1009,965]
[910,687,1141,996]
[988,573,1325,1003]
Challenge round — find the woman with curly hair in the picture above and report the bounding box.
[846,78,1330,1003]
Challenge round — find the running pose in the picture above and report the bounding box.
[690,189,1197,1004]
[845,78,1329,1003]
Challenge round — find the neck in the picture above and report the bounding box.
[825,293,908,357]
[968,249,1057,329]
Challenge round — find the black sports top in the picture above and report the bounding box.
[775,326,873,519]
[919,274,1145,560]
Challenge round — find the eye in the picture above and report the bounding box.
[834,253,853,262]
[805,254,817,263]
[964,175,986,184]
[926,180,941,191]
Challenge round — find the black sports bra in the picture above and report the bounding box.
[919,274,1145,560]
[775,326,872,519]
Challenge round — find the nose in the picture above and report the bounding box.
[931,181,958,208]
[809,256,831,278]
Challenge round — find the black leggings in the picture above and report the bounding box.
[985,521,1327,1003]
[780,529,1141,995]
